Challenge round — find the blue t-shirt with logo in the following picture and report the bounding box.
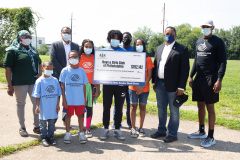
[101,46,126,51]
[125,46,133,51]
[32,76,62,120]
[59,66,88,106]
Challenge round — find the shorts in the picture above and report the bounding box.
[67,105,85,116]
[128,89,149,105]
[192,75,219,104]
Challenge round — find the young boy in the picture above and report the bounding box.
[32,61,61,147]
[60,50,89,144]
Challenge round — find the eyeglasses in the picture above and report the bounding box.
[21,35,32,39]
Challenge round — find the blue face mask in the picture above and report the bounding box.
[110,39,120,48]
[165,35,175,43]
[136,45,144,52]
[84,48,92,54]
[202,28,212,36]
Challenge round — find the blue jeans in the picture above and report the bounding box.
[155,79,179,137]
[40,119,56,138]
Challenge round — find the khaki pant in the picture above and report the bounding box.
[13,85,39,129]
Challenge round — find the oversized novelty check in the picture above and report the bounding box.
[93,50,146,86]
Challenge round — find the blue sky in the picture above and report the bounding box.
[2,0,240,46]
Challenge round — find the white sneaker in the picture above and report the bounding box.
[78,132,87,144]
[85,129,93,138]
[188,130,207,139]
[114,129,125,140]
[110,124,115,130]
[100,129,109,140]
[130,128,138,138]
[64,132,72,144]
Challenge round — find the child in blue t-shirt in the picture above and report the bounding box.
[59,50,89,144]
[32,61,61,147]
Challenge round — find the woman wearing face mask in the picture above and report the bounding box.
[77,39,100,138]
[129,38,154,138]
[4,30,42,137]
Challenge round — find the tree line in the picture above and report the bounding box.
[132,24,240,59]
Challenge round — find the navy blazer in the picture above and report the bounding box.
[152,42,190,92]
[50,40,79,79]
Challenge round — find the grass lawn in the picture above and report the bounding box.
[0,55,239,130]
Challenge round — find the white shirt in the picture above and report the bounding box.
[63,40,71,66]
[158,41,175,79]
[157,41,184,91]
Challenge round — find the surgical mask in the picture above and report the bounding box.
[70,58,79,65]
[165,35,175,43]
[110,39,120,47]
[202,28,212,36]
[84,48,92,54]
[21,38,31,46]
[62,34,71,41]
[44,70,53,76]
[123,38,131,45]
[136,45,144,52]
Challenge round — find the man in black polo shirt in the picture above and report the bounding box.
[188,20,227,148]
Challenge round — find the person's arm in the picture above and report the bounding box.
[50,43,64,74]
[84,84,87,106]
[5,67,14,96]
[189,52,197,88]
[213,38,227,93]
[61,83,67,108]
[34,64,42,78]
[178,46,190,95]
[56,96,60,113]
[95,84,100,98]
[35,98,40,114]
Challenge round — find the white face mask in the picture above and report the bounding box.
[70,59,79,65]
[62,34,71,41]
[84,48,92,54]
[44,70,53,76]
[21,38,31,46]
[136,45,144,52]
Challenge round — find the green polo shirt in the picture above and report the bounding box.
[3,50,42,86]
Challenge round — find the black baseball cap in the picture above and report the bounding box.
[173,93,188,108]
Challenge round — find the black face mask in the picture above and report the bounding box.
[123,38,131,45]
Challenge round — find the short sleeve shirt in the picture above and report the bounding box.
[32,76,62,120]
[129,57,154,92]
[59,66,89,105]
[4,50,42,86]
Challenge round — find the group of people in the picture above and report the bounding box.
[4,20,226,148]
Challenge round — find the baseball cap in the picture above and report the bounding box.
[201,20,214,27]
[173,93,188,108]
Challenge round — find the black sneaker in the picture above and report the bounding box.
[33,127,41,134]
[19,128,28,137]
[42,138,50,147]
[49,136,57,145]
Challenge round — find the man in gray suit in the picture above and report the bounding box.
[50,26,79,80]
[50,26,79,124]
[151,26,189,143]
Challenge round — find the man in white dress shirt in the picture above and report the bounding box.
[151,26,189,143]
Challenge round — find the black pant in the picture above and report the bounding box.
[103,85,126,129]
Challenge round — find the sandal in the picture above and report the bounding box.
[19,128,28,137]
[33,127,41,134]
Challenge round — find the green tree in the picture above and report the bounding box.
[147,32,164,57]
[37,44,49,55]
[228,26,240,59]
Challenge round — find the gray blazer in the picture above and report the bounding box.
[50,40,79,79]
[152,42,190,92]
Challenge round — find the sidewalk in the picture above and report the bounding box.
[0,85,240,160]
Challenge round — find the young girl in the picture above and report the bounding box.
[78,39,100,138]
[129,38,154,138]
